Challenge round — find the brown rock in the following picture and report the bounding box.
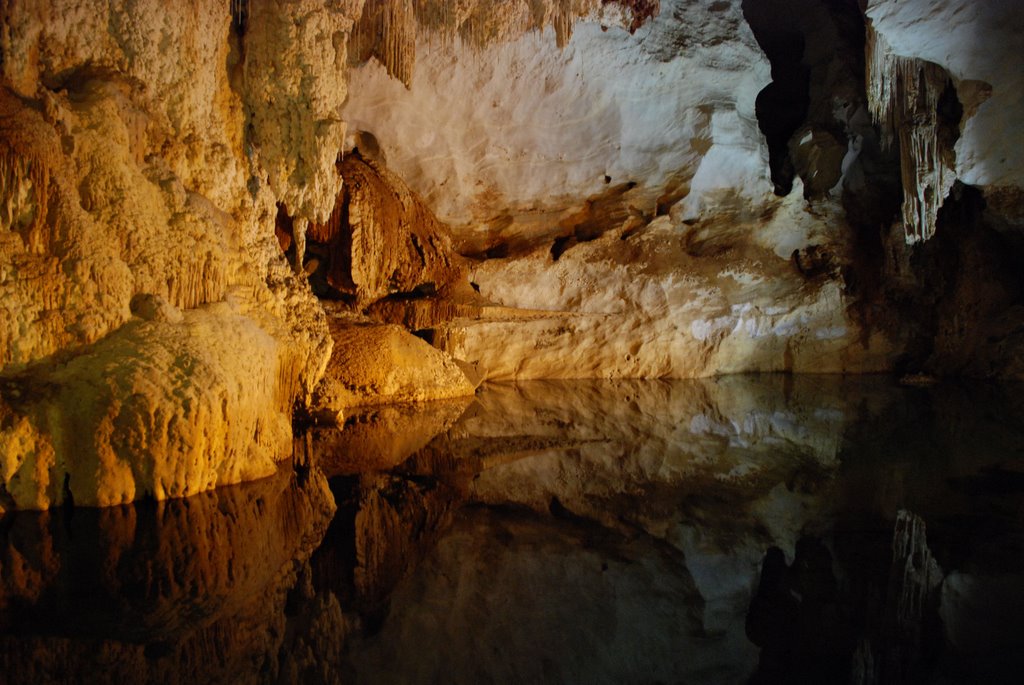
[312,318,477,418]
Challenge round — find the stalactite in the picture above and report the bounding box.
[553,0,575,48]
[352,1,660,85]
[411,0,478,44]
[353,0,416,88]
[866,25,956,244]
[381,0,416,88]
[230,0,249,37]
[293,216,309,275]
[0,145,49,252]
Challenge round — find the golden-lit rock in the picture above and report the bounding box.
[0,1,333,509]
[243,0,362,224]
[0,305,307,509]
[312,317,477,417]
[285,154,466,306]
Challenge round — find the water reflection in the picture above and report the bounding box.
[0,467,337,683]
[1,376,1023,684]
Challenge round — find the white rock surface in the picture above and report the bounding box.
[866,0,1024,190]
[435,181,895,380]
[342,0,772,246]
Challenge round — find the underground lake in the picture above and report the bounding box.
[2,375,1022,684]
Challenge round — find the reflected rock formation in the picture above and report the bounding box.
[1,377,1023,683]
[341,376,1024,684]
[306,395,475,476]
[0,468,337,685]
[742,379,1024,684]
[344,376,862,683]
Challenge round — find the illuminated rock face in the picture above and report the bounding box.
[864,0,1024,242]
[290,155,466,306]
[0,305,307,510]
[343,0,772,252]
[0,0,332,508]
[1,0,1024,509]
[865,0,1024,191]
[433,184,897,380]
[312,316,477,421]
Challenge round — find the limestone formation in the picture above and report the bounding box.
[866,26,957,243]
[865,0,1024,193]
[0,0,332,509]
[1,0,1023,512]
[287,154,466,306]
[243,0,364,224]
[865,0,1024,242]
[311,314,477,420]
[342,0,769,249]
[433,181,896,380]
[0,304,308,510]
[350,0,661,88]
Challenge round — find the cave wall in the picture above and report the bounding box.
[0,0,1022,509]
[342,0,772,252]
[0,0,337,509]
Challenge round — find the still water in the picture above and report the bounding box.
[1,376,1023,684]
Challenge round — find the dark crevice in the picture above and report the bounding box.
[889,182,989,376]
[550,235,573,262]
[231,0,249,38]
[936,78,963,166]
[411,328,436,345]
[377,282,438,302]
[483,243,508,259]
[742,1,811,196]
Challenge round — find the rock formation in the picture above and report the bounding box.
[0,467,338,684]
[1,0,1023,510]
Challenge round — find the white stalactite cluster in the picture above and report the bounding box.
[866,25,956,244]
[351,0,657,87]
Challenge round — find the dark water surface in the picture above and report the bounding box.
[2,376,1023,684]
